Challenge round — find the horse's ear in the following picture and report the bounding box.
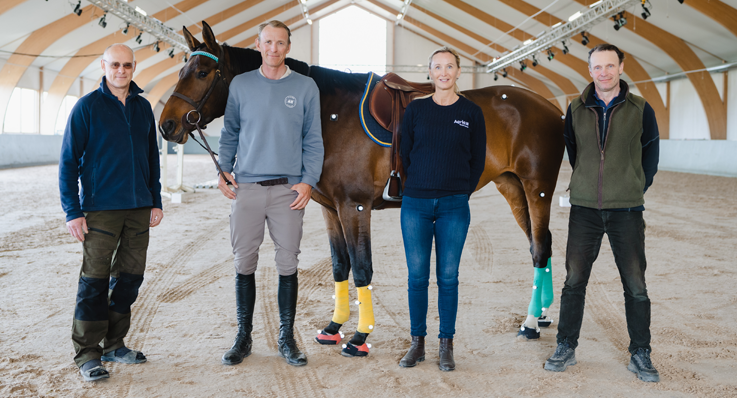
[201,21,219,54]
[183,26,200,52]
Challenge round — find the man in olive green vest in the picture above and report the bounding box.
[543,44,660,383]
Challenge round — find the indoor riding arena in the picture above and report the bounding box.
[1,1,736,397]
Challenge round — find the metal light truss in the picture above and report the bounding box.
[485,0,639,74]
[86,0,190,53]
[396,0,413,25]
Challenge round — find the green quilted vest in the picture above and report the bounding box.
[569,83,647,209]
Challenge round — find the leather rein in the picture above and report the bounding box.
[170,45,231,185]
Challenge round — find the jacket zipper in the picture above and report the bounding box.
[595,100,623,209]
[118,97,137,205]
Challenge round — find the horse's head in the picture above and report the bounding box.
[159,21,231,144]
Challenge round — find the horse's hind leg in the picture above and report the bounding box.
[494,173,551,338]
[315,206,352,345]
[520,178,557,332]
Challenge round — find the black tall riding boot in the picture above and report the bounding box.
[222,273,256,365]
[278,272,307,366]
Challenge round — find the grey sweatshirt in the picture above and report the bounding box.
[218,69,324,187]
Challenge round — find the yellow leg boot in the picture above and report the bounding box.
[341,286,374,357]
[315,281,349,345]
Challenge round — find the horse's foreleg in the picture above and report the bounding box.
[335,200,375,357]
[315,206,352,345]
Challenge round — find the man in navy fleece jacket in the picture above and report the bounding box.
[59,43,162,382]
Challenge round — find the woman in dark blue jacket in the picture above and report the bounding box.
[398,47,486,372]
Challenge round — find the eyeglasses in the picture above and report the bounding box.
[104,60,134,70]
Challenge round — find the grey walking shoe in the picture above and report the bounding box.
[544,341,577,372]
[628,348,660,382]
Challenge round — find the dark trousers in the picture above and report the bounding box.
[72,208,150,367]
[556,206,651,354]
[400,194,470,339]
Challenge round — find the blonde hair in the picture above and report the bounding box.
[427,46,462,96]
[258,20,292,44]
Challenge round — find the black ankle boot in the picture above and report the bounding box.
[439,338,455,371]
[399,336,425,367]
[222,273,255,365]
[277,272,307,366]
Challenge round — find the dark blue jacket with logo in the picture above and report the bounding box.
[59,77,162,222]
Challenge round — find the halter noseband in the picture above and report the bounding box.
[170,45,232,185]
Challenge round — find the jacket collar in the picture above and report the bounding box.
[581,79,629,108]
[99,77,144,100]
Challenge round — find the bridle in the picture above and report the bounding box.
[169,44,231,184]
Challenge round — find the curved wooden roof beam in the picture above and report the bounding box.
[366,0,559,106]
[686,0,737,38]
[0,5,98,127]
[618,10,726,139]
[425,1,576,108]
[443,0,590,81]
[135,0,297,88]
[0,0,29,16]
[39,0,264,134]
[147,0,341,106]
[496,0,669,137]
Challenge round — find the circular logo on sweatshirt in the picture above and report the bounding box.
[285,95,296,108]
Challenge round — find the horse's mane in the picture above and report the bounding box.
[224,45,368,94]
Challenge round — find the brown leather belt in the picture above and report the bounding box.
[257,178,288,186]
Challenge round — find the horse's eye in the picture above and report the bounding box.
[198,71,208,79]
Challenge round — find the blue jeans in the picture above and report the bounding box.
[400,194,470,339]
[557,206,651,354]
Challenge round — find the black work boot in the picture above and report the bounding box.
[277,272,307,366]
[399,336,425,368]
[222,273,256,365]
[438,338,455,371]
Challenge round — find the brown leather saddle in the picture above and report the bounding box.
[368,72,434,200]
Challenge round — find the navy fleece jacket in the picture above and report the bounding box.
[59,77,162,222]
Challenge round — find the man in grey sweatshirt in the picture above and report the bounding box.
[217,20,324,367]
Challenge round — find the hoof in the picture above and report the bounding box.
[315,330,343,345]
[341,342,370,357]
[538,316,554,328]
[516,325,540,340]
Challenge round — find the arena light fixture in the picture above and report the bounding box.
[641,1,651,19]
[562,41,569,55]
[153,41,160,52]
[519,61,527,72]
[494,73,498,81]
[122,23,129,35]
[99,13,107,28]
[547,49,555,61]
[73,1,83,16]
[613,12,627,30]
[502,69,508,78]
[532,55,539,67]
[581,31,590,46]
[135,32,143,44]
[168,48,175,58]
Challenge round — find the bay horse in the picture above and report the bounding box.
[158,21,564,356]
